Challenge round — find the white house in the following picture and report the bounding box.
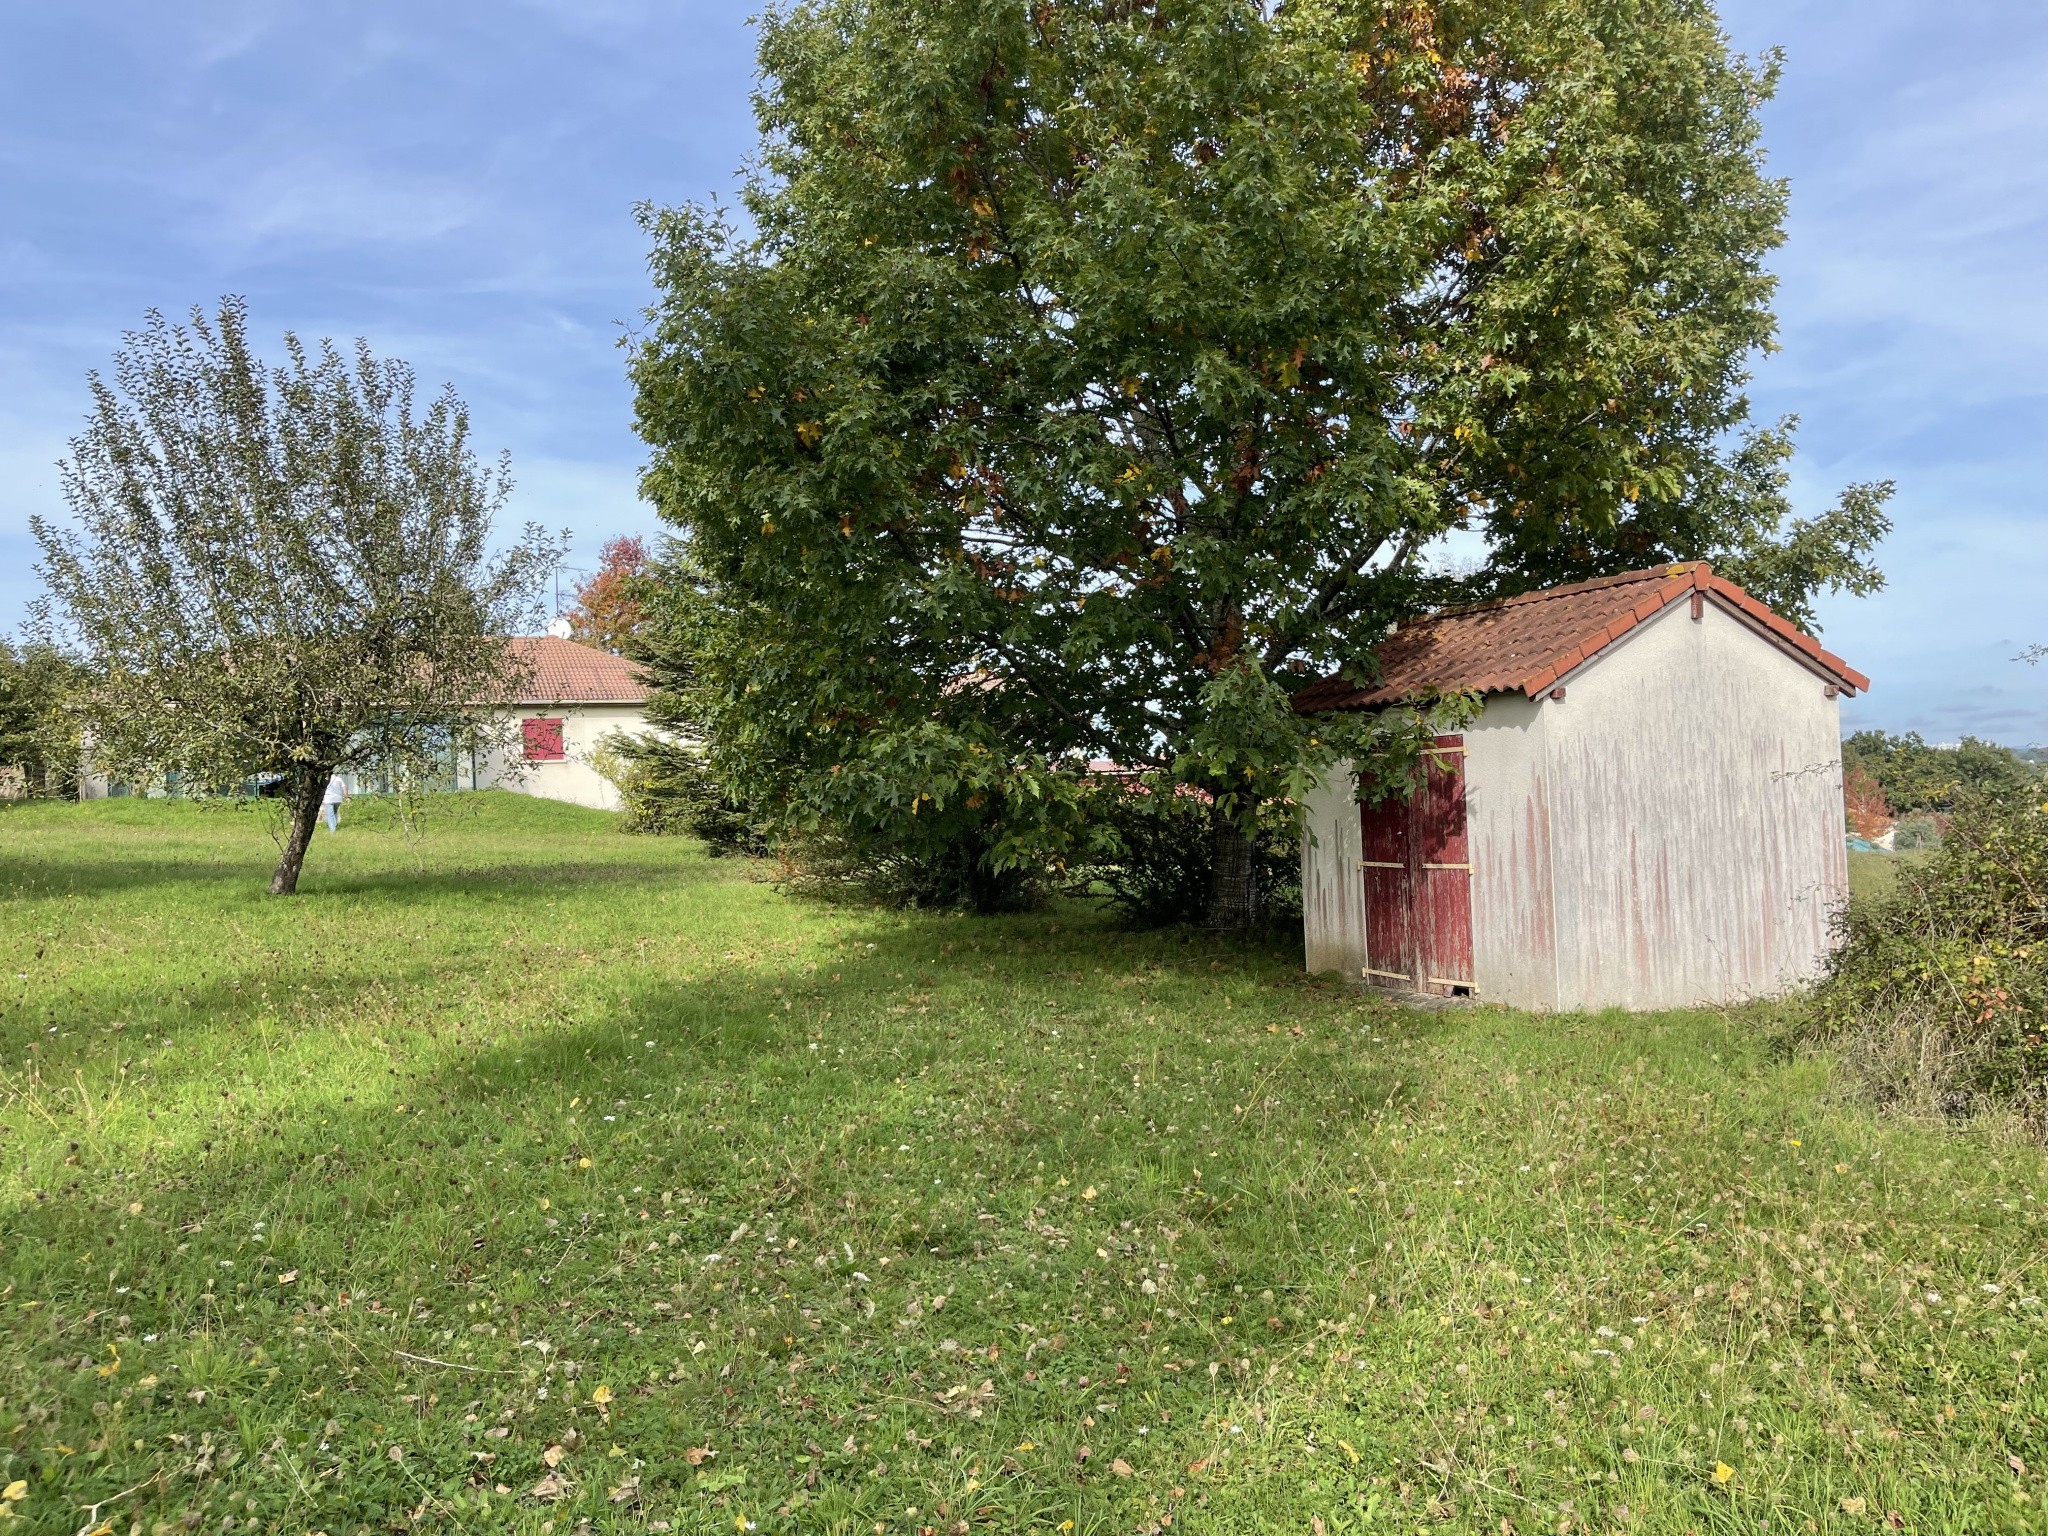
[1293,563,1868,1012]
[470,636,653,812]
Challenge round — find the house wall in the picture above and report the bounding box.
[1300,762,1367,979]
[1540,601,1847,1010]
[472,704,647,812]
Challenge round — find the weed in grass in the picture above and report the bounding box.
[0,794,2042,1534]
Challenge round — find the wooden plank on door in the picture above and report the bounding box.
[1359,795,1415,989]
[1418,736,1475,993]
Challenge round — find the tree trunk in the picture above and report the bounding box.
[269,766,329,896]
[1205,808,1260,931]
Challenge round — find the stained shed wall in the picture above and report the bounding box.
[1462,693,1560,1010]
[1300,762,1367,980]
[1301,599,1848,1010]
[1541,601,1848,1010]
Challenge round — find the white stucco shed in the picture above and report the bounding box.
[1294,564,1868,1012]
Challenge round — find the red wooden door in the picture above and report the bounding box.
[1416,738,1475,993]
[1358,795,1414,987]
[1357,735,1475,995]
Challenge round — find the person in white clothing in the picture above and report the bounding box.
[320,772,347,833]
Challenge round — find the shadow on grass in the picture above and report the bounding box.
[0,833,730,908]
[0,791,678,901]
[0,890,1461,1531]
[5,902,1425,1236]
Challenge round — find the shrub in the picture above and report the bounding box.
[594,733,767,855]
[775,823,1042,913]
[1808,792,2047,1129]
[1892,814,1944,851]
[1072,773,1301,929]
[0,640,84,799]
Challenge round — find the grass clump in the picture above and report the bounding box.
[1812,795,2048,1129]
[0,795,2044,1534]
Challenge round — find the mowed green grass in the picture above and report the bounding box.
[1846,850,1937,906]
[1,797,2043,1536]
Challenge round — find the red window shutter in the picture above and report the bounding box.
[522,717,566,762]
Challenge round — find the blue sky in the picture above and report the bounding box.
[3,1,2043,741]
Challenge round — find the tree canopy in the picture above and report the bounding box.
[0,640,84,799]
[32,300,560,894]
[567,535,652,654]
[1843,730,2040,818]
[632,0,1891,918]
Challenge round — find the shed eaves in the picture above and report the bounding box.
[503,636,651,705]
[1291,563,1868,713]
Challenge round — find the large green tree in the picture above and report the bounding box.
[633,0,1889,922]
[32,301,561,894]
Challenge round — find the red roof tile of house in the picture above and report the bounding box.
[1291,563,1868,713]
[504,636,651,705]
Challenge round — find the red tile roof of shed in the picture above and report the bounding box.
[504,636,651,705]
[1291,563,1868,713]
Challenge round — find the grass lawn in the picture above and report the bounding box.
[1,795,2043,1536]
[1846,850,1938,906]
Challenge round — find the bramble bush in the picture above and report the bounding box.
[1809,791,2048,1130]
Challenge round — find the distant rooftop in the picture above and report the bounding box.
[503,636,650,705]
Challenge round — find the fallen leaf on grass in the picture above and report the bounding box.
[591,1384,614,1405]
[683,1445,715,1466]
[1111,1458,1134,1478]
[933,1380,997,1417]
[608,1474,640,1503]
[531,1472,570,1500]
[542,1444,566,1468]
[1840,1497,1868,1516]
